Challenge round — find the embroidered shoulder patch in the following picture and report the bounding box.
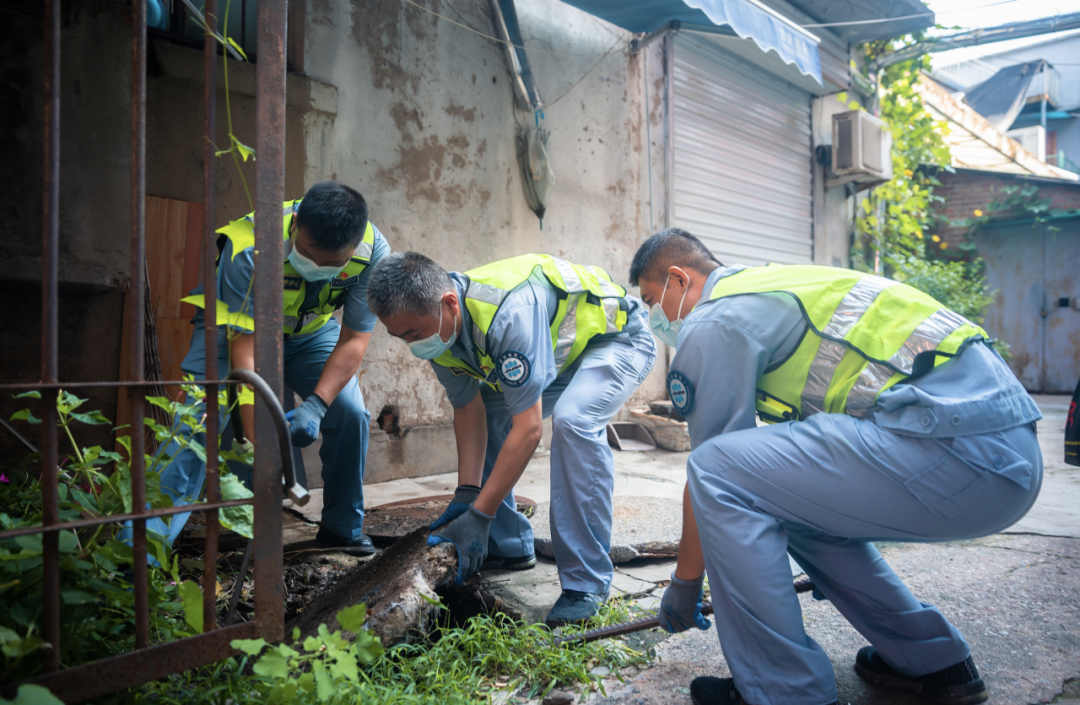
[495,351,531,387]
[283,275,303,291]
[667,371,695,416]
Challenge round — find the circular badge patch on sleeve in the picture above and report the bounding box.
[667,371,695,416]
[496,351,532,387]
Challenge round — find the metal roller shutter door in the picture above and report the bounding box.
[673,37,813,265]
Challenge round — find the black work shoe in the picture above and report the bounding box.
[314,527,376,556]
[855,646,989,704]
[480,553,536,571]
[690,677,838,705]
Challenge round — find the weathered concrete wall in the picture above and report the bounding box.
[811,93,854,269]
[303,0,669,433]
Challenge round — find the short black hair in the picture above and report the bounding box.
[295,181,369,252]
[629,228,722,287]
[367,252,454,319]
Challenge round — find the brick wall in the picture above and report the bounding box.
[931,170,1080,255]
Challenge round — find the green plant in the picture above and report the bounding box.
[0,387,251,683]
[135,599,654,705]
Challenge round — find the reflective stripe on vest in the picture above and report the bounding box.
[433,254,628,391]
[182,200,376,337]
[706,265,988,421]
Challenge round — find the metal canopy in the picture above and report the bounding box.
[559,0,822,84]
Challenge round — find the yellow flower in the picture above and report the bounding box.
[973,209,983,217]
[917,232,924,239]
[931,235,940,242]
[903,169,913,177]
[940,242,949,250]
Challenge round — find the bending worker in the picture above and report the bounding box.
[632,229,1042,705]
[366,252,656,625]
[156,181,387,556]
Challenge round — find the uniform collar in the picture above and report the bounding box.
[447,272,480,366]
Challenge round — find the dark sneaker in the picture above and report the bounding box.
[690,677,837,705]
[314,527,375,556]
[855,646,989,704]
[480,553,536,571]
[544,588,609,627]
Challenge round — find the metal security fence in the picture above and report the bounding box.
[0,0,292,701]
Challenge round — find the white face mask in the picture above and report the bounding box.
[648,275,688,348]
[407,304,459,360]
[287,242,349,282]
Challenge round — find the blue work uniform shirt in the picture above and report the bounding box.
[432,271,645,416]
[671,265,1042,448]
[197,224,390,337]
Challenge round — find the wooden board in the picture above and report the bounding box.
[145,196,190,319]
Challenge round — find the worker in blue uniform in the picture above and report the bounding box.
[631,229,1043,705]
[366,252,656,625]
[134,181,388,556]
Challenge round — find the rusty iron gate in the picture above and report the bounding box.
[0,0,294,701]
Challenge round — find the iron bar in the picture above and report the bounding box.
[202,0,221,636]
[252,0,288,643]
[41,0,61,673]
[0,379,243,391]
[130,0,150,651]
[21,622,259,704]
[0,500,255,541]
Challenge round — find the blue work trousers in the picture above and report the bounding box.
[481,325,656,594]
[686,413,1043,705]
[141,317,370,546]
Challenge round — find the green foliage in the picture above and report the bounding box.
[0,684,64,705]
[890,255,994,323]
[0,387,252,684]
[136,599,654,705]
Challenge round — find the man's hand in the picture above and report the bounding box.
[659,571,712,633]
[427,505,494,584]
[430,484,482,531]
[289,394,329,447]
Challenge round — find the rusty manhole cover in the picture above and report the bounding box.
[529,496,680,563]
[365,494,536,545]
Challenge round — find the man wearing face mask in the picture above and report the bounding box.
[366,252,656,625]
[155,181,388,556]
[628,228,1042,705]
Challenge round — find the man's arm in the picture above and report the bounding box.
[472,397,543,516]
[675,482,706,579]
[453,393,488,487]
[231,332,256,442]
[313,324,371,406]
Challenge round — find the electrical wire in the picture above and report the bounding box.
[400,0,626,57]
[803,0,1019,27]
[543,34,629,109]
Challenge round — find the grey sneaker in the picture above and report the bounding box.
[480,553,537,571]
[544,588,609,627]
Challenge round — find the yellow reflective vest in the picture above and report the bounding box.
[181,199,376,336]
[705,265,989,422]
[433,254,629,392]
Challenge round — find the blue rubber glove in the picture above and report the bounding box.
[430,485,482,531]
[659,572,712,633]
[288,394,328,448]
[428,505,494,585]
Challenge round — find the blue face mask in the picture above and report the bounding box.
[649,275,688,348]
[288,242,349,282]
[408,306,458,360]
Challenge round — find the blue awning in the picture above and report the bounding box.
[559,0,822,84]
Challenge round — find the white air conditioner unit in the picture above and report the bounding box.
[1006,125,1046,162]
[829,110,893,190]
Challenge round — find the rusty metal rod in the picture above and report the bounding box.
[0,379,243,391]
[202,0,221,636]
[552,577,817,646]
[252,0,288,642]
[17,621,259,705]
[40,0,61,673]
[0,499,255,541]
[130,0,149,649]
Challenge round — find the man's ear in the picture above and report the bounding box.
[444,291,460,318]
[667,265,691,290]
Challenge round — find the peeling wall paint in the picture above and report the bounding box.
[304,0,669,427]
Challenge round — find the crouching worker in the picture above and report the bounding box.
[126,181,389,557]
[367,252,656,625]
[631,229,1043,705]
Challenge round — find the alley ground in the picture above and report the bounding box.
[295,396,1080,704]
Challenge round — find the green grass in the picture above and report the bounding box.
[128,599,657,705]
